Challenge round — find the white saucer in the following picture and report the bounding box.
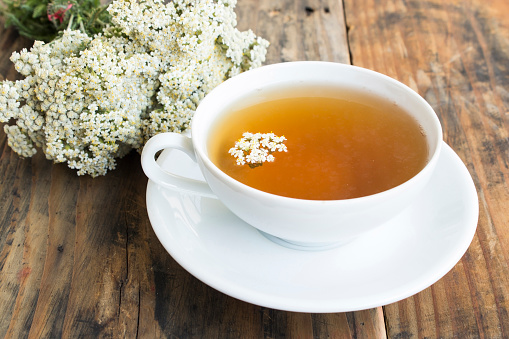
[146,142,478,312]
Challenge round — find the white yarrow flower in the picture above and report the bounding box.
[229,132,287,168]
[0,0,269,177]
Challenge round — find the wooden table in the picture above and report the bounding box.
[1,0,508,337]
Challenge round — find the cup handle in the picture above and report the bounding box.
[141,132,217,198]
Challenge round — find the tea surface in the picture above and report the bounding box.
[208,94,428,200]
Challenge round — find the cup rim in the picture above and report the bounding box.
[192,61,443,205]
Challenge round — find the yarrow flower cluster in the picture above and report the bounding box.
[229,132,287,168]
[0,0,269,176]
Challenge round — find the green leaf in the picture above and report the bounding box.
[32,4,47,18]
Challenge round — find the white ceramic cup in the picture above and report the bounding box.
[141,61,442,249]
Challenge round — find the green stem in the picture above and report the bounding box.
[67,14,74,30]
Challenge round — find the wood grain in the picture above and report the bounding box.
[236,0,350,64]
[2,0,508,336]
[0,0,390,338]
[344,0,509,337]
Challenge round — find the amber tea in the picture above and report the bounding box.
[208,90,428,200]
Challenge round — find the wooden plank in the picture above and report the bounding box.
[236,0,350,64]
[344,0,509,337]
[27,163,77,338]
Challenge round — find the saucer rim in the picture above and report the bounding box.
[146,142,479,312]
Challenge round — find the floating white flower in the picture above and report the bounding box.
[229,132,287,168]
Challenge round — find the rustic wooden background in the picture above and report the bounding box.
[1,0,508,337]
